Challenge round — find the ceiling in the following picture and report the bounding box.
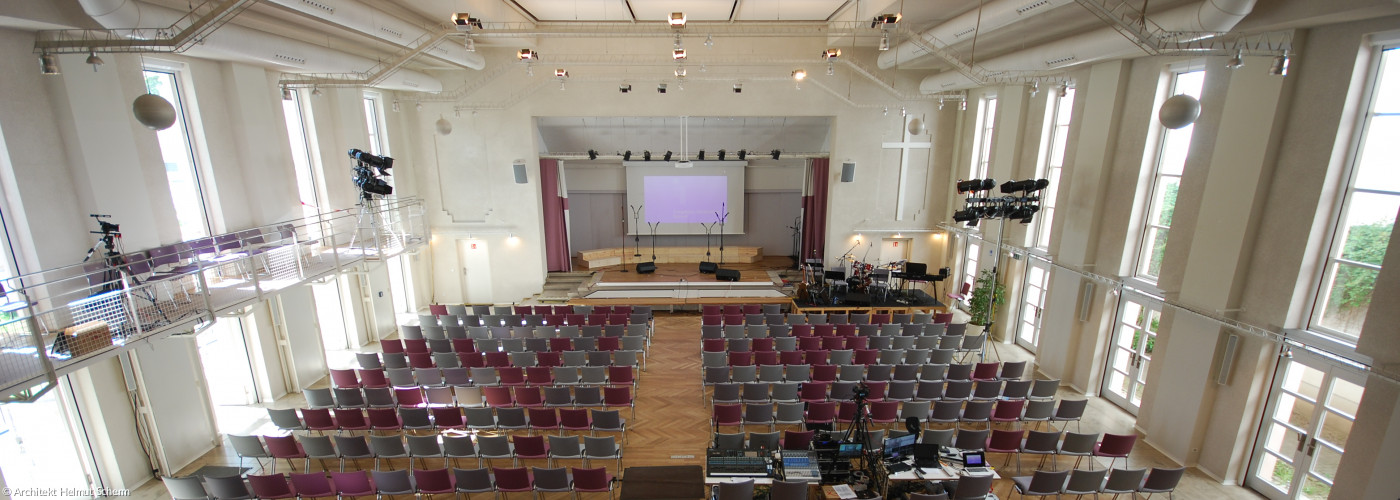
[536,116,833,156]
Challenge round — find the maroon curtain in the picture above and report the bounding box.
[540,159,571,272]
[800,158,829,262]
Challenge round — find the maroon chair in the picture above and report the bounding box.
[498,367,527,387]
[608,366,635,386]
[367,408,402,432]
[514,305,533,315]
[723,305,743,315]
[814,324,835,337]
[845,336,868,350]
[330,368,361,388]
[972,362,1001,381]
[300,408,338,433]
[432,407,466,430]
[603,386,634,416]
[537,352,563,368]
[248,474,297,499]
[702,314,723,326]
[713,404,744,432]
[781,430,815,450]
[566,314,586,326]
[864,381,888,401]
[742,304,761,315]
[485,352,512,368]
[608,314,629,325]
[483,386,515,407]
[430,304,450,316]
[330,471,376,499]
[334,409,371,433]
[835,401,859,429]
[526,367,555,386]
[594,306,613,315]
[587,315,607,326]
[265,435,308,473]
[528,407,561,435]
[559,408,592,435]
[872,314,891,325]
[452,339,477,353]
[853,349,880,365]
[407,353,435,369]
[413,468,457,498]
[513,435,550,464]
[799,382,830,403]
[289,472,335,498]
[798,336,822,350]
[728,351,754,367]
[985,429,1025,467]
[597,337,621,352]
[752,338,775,352]
[811,363,837,382]
[357,369,389,389]
[703,338,726,352]
[791,324,813,337]
[804,401,837,427]
[380,339,405,354]
[514,386,545,408]
[835,324,857,337]
[459,352,486,369]
[724,314,744,326]
[545,314,565,326]
[702,305,723,315]
[550,338,574,352]
[989,399,1026,428]
[868,400,901,428]
[755,351,779,366]
[405,339,430,354]
[1093,433,1138,470]
[395,387,426,407]
[933,312,954,324]
[571,467,614,498]
[492,467,533,500]
[780,351,805,366]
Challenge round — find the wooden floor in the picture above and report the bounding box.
[129,311,1265,500]
[590,256,796,284]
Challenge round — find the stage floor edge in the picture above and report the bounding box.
[791,289,946,314]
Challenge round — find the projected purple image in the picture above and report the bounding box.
[644,175,728,223]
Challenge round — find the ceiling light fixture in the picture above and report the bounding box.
[85,50,104,71]
[312,86,323,96]
[451,13,483,31]
[1269,50,1290,76]
[675,67,687,78]
[281,86,293,100]
[392,100,400,112]
[669,12,686,28]
[733,83,743,93]
[658,83,667,93]
[517,49,537,60]
[822,49,842,60]
[792,69,807,81]
[938,97,945,110]
[959,100,967,111]
[1226,48,1244,69]
[705,34,714,48]
[416,102,423,111]
[1058,83,1070,97]
[620,84,632,93]
[879,32,891,51]
[464,37,476,52]
[555,68,568,78]
[718,149,726,160]
[1029,80,1039,97]
[664,151,673,161]
[872,13,902,28]
[39,53,59,75]
[643,151,652,161]
[673,48,687,60]
[737,149,747,160]
[588,149,598,160]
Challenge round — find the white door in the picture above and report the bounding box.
[1247,350,1364,500]
[458,239,494,303]
[1015,261,1050,348]
[1102,294,1161,414]
[197,318,258,407]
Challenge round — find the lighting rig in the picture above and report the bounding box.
[951,177,1048,360]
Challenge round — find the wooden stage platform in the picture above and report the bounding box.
[570,257,794,306]
[576,246,762,269]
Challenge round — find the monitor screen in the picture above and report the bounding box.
[837,443,863,457]
[963,451,985,467]
[884,434,917,458]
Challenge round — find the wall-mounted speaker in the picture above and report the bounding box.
[513,163,528,184]
[1217,334,1239,385]
[840,162,856,182]
[1077,281,1095,322]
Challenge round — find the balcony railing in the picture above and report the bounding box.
[0,197,426,402]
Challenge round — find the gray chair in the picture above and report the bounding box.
[1063,468,1108,497]
[921,428,955,447]
[356,352,382,370]
[1100,468,1148,498]
[715,432,746,451]
[1018,430,1063,472]
[268,408,304,432]
[477,434,515,467]
[465,407,497,430]
[443,434,482,468]
[1050,399,1088,433]
[387,368,418,387]
[228,435,271,472]
[1021,400,1056,431]
[373,469,417,498]
[548,435,586,467]
[717,479,755,500]
[162,476,213,500]
[299,434,339,472]
[584,435,622,470]
[953,428,989,452]
[1058,432,1100,469]
[1010,469,1070,498]
[774,402,806,430]
[1028,379,1061,401]
[304,388,336,409]
[406,434,445,469]
[453,467,495,499]
[769,480,809,500]
[334,387,366,408]
[533,466,574,497]
[334,435,374,471]
[1138,467,1186,498]
[203,474,254,500]
[370,435,409,469]
[908,493,948,500]
[951,473,994,499]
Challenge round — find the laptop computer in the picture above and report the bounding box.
[913,443,941,468]
[961,451,992,475]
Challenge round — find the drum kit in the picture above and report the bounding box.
[799,255,913,305]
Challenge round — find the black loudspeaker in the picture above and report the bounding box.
[716,269,740,282]
[636,262,657,274]
[513,163,528,184]
[844,293,871,306]
[840,162,856,182]
[699,261,718,274]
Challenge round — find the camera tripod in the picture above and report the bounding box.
[841,382,885,496]
[349,193,404,252]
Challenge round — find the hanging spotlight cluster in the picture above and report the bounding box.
[581,149,759,161]
[952,178,1050,227]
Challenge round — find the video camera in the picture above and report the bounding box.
[348,148,394,197]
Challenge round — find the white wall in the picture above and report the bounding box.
[277,286,326,388]
[132,335,217,474]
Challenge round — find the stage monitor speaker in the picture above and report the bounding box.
[636,262,657,274]
[716,269,740,282]
[699,261,718,274]
[513,163,528,184]
[840,162,856,182]
[844,293,872,306]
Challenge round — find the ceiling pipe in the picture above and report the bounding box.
[917,0,1257,93]
[76,0,443,92]
[877,0,1078,70]
[263,0,485,70]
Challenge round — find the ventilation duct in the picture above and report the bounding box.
[77,0,443,92]
[264,0,485,70]
[917,0,1257,93]
[877,0,1077,70]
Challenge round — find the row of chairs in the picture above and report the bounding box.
[387,333,650,356]
[397,323,651,347]
[164,467,618,500]
[416,311,651,331]
[704,330,975,352]
[231,432,625,474]
[708,399,1086,433]
[701,307,948,325]
[334,365,639,393]
[306,384,637,412]
[1009,466,1184,499]
[270,407,628,441]
[702,346,988,370]
[706,378,1062,407]
[356,348,645,372]
[701,321,963,339]
[708,360,1026,383]
[427,303,648,317]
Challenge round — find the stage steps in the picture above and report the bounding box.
[532,271,594,303]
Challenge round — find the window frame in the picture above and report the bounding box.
[142,62,213,240]
[968,96,998,181]
[1031,87,1076,251]
[362,92,390,156]
[1130,67,1204,283]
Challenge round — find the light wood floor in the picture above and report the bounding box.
[130,312,1264,499]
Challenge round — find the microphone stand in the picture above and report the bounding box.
[620,204,629,272]
[715,202,729,266]
[647,222,660,265]
[787,216,802,270]
[630,205,644,259]
[700,221,717,273]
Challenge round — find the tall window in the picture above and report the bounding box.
[362,93,388,156]
[1032,87,1076,250]
[144,68,210,240]
[282,89,321,218]
[1134,70,1204,281]
[1311,47,1400,340]
[969,97,998,180]
[961,240,981,296]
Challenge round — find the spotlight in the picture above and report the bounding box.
[555,68,569,78]
[282,86,293,100]
[871,13,902,28]
[1269,50,1289,76]
[1226,49,1244,70]
[620,84,632,93]
[956,178,996,193]
[733,83,743,93]
[664,151,673,161]
[771,150,781,160]
[792,69,807,81]
[953,210,978,223]
[675,67,687,78]
[1029,81,1039,97]
[697,150,705,160]
[674,48,687,60]
[39,53,60,75]
[822,49,842,60]
[451,13,483,31]
[879,32,891,51]
[959,100,967,111]
[939,97,945,110]
[517,49,537,60]
[658,83,668,93]
[737,149,747,160]
[312,86,323,96]
[1058,83,1070,97]
[718,149,726,160]
[85,50,104,71]
[643,150,652,161]
[588,149,598,160]
[999,179,1049,194]
[623,150,632,161]
[669,12,686,28]
[705,34,714,48]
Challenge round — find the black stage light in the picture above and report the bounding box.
[588,149,598,160]
[738,149,747,160]
[643,150,652,161]
[698,150,705,160]
[623,150,632,161]
[957,178,996,193]
[664,151,673,161]
[718,149,726,160]
[771,149,781,160]
[953,209,978,223]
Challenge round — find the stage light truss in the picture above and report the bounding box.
[952,178,1049,226]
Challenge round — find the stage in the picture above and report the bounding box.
[791,289,946,314]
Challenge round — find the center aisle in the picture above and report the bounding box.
[622,312,712,467]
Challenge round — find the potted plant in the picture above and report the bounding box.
[966,268,1006,338]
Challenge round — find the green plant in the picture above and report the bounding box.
[967,268,1006,326]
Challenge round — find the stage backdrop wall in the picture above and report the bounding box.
[565,162,804,259]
